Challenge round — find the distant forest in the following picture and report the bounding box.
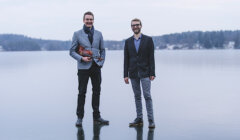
[0,30,240,51]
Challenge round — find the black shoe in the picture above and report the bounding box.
[94,117,109,125]
[129,118,143,127]
[76,118,83,127]
[148,120,155,129]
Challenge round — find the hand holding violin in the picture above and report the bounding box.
[81,56,92,62]
[78,45,103,61]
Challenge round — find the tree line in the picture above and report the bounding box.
[0,30,240,51]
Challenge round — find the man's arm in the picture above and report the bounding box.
[124,40,129,84]
[98,33,106,66]
[69,32,82,61]
[149,38,155,78]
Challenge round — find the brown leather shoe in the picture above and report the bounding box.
[76,118,83,127]
[129,118,143,127]
[94,117,109,125]
[148,120,155,129]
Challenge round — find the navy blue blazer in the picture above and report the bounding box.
[124,34,155,78]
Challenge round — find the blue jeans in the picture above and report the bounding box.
[130,77,154,121]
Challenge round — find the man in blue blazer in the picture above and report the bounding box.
[124,18,155,128]
[70,11,108,127]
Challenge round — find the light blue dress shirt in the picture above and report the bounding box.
[134,34,142,52]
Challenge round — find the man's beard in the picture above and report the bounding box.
[133,28,141,34]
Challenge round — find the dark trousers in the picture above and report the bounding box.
[77,62,101,119]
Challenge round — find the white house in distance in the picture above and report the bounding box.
[0,45,3,51]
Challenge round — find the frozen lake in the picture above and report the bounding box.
[0,50,240,140]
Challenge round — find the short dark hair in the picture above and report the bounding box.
[131,18,142,26]
[83,11,94,20]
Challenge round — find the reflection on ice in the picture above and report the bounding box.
[0,50,240,140]
[133,126,154,140]
[77,124,108,140]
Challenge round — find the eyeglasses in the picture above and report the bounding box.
[131,24,140,27]
[85,18,94,21]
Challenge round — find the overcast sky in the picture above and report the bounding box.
[0,0,240,41]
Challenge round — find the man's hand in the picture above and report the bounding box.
[150,76,155,81]
[81,57,92,62]
[124,77,129,84]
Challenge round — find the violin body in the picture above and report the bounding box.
[78,45,93,57]
[78,45,103,61]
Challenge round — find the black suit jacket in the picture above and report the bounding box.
[124,34,155,78]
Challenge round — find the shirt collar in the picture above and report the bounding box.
[133,34,142,40]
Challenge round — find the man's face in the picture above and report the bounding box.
[83,15,94,28]
[131,21,142,34]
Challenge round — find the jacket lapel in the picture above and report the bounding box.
[92,31,97,46]
[81,30,92,47]
[131,37,138,55]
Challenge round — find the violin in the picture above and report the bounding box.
[78,45,103,61]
